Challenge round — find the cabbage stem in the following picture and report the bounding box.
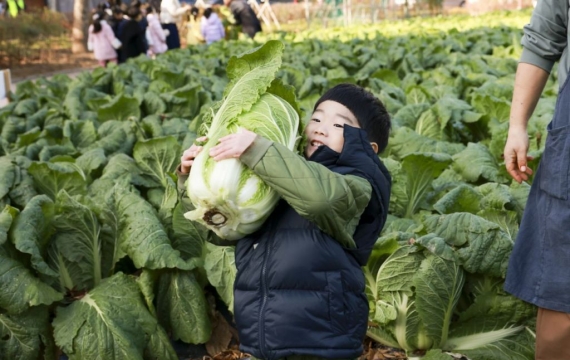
[204,210,228,226]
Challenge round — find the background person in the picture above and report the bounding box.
[110,6,128,62]
[146,4,168,57]
[119,6,147,61]
[87,10,121,67]
[200,7,225,45]
[186,6,205,45]
[223,0,261,39]
[160,0,189,50]
[111,6,128,37]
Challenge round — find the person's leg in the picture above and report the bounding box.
[164,23,180,49]
[535,307,570,360]
[170,25,181,49]
[98,60,107,67]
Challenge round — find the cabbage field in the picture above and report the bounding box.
[0,9,552,360]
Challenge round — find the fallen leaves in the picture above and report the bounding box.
[360,337,408,360]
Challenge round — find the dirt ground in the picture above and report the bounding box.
[8,50,98,83]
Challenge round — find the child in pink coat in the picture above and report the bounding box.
[87,11,121,67]
[146,5,168,57]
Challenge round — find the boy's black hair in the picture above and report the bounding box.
[313,83,391,154]
[204,7,212,18]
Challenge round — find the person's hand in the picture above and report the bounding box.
[209,129,257,161]
[504,127,534,183]
[180,136,207,174]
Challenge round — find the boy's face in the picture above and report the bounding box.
[304,100,360,158]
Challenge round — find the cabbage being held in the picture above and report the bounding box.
[184,41,301,240]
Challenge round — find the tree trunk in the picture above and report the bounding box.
[72,0,89,53]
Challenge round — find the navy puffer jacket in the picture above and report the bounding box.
[233,127,391,360]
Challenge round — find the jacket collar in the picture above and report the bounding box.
[308,125,391,227]
[308,125,374,166]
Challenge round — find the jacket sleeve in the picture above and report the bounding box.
[519,0,568,73]
[176,166,236,247]
[240,136,372,249]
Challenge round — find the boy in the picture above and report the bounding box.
[178,83,392,360]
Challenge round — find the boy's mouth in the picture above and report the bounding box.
[310,140,324,148]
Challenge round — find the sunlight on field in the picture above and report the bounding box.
[259,8,532,41]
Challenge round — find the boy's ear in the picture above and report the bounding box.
[370,142,378,154]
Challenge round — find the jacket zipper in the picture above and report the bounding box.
[258,223,276,359]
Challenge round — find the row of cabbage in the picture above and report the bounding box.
[0,10,549,360]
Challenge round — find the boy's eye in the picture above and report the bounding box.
[334,124,344,128]
[311,118,320,122]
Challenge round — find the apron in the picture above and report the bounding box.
[504,74,570,313]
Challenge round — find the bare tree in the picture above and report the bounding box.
[72,0,90,53]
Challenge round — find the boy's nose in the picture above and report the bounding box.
[314,126,327,136]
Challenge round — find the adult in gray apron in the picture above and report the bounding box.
[504,72,570,312]
[504,63,570,359]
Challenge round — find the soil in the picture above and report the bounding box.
[8,50,98,83]
[200,340,409,360]
[204,341,409,360]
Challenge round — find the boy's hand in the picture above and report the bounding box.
[180,136,207,174]
[504,128,534,183]
[209,128,257,161]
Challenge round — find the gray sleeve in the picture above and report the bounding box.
[520,1,568,73]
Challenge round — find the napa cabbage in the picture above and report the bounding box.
[184,41,301,240]
[366,222,535,360]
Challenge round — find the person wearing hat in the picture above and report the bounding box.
[177,83,392,360]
